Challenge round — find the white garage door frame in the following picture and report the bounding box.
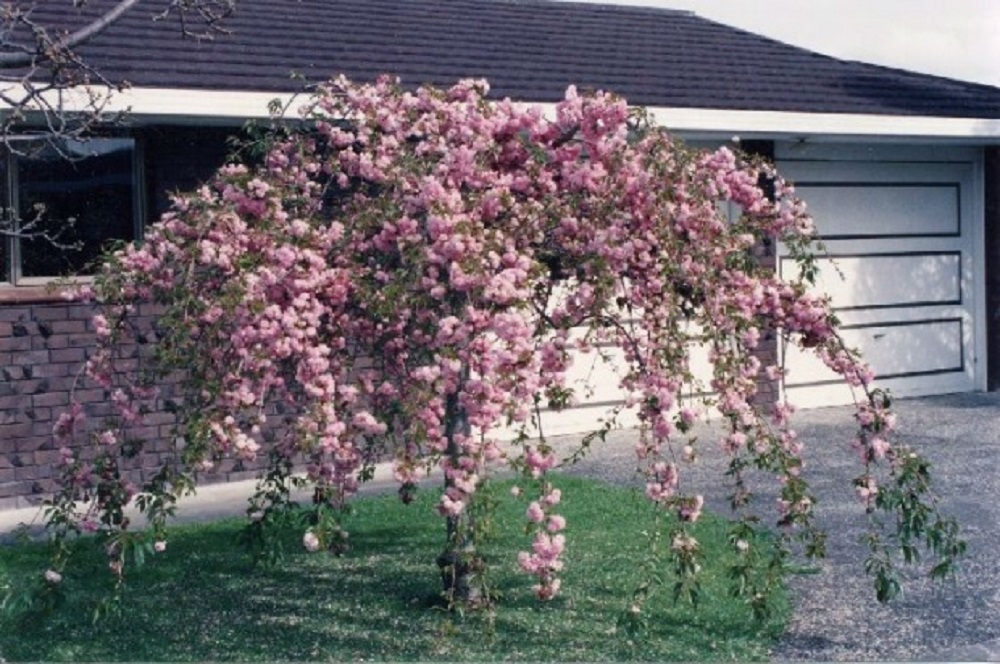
[776,142,987,408]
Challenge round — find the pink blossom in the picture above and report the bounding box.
[302,530,321,552]
[678,495,704,523]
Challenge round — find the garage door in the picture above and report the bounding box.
[777,146,983,408]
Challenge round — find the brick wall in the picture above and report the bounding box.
[0,297,272,510]
[1,301,89,509]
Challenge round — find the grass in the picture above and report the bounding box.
[0,475,788,661]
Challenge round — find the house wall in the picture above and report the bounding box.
[0,126,238,510]
[0,135,992,511]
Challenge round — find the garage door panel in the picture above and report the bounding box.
[785,318,965,389]
[796,183,959,239]
[785,372,976,410]
[780,252,962,310]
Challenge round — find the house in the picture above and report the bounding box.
[1,0,999,509]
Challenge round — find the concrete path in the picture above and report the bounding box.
[2,393,998,661]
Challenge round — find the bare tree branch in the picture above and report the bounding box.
[0,0,140,66]
[154,0,235,40]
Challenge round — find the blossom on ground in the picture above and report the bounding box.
[302,530,321,552]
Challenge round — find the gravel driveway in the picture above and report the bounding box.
[552,392,1000,661]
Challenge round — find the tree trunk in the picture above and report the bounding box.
[436,391,483,606]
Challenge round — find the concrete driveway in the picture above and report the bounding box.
[2,392,998,660]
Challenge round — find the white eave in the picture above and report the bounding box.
[13,86,1000,143]
[643,107,1000,144]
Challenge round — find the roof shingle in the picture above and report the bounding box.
[18,0,1000,119]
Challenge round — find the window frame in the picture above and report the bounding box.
[1,135,145,287]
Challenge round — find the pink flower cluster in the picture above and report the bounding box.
[517,485,566,600]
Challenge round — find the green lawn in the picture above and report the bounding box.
[0,475,788,661]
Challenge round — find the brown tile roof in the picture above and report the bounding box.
[21,0,1000,119]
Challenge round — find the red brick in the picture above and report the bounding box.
[14,466,43,481]
[31,363,71,379]
[87,403,115,418]
[0,337,31,352]
[30,447,61,465]
[0,308,29,322]
[67,334,97,348]
[0,480,33,499]
[73,388,106,403]
[66,305,97,319]
[32,307,71,322]
[131,425,160,440]
[44,336,69,350]
[49,320,87,335]
[32,391,70,408]
[32,420,57,436]
[15,435,49,453]
[0,422,33,439]
[144,411,176,426]
[31,478,57,495]
[26,406,51,422]
[12,350,50,366]
[0,394,31,410]
[50,348,86,363]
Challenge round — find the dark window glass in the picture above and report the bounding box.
[18,138,135,278]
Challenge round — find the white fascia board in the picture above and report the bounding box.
[10,85,1000,141]
[104,87,297,123]
[0,85,295,125]
[641,107,1000,143]
[510,102,1000,143]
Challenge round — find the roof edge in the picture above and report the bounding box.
[8,86,1000,142]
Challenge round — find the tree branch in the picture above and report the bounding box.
[0,0,141,66]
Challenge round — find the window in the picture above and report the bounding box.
[2,137,142,285]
